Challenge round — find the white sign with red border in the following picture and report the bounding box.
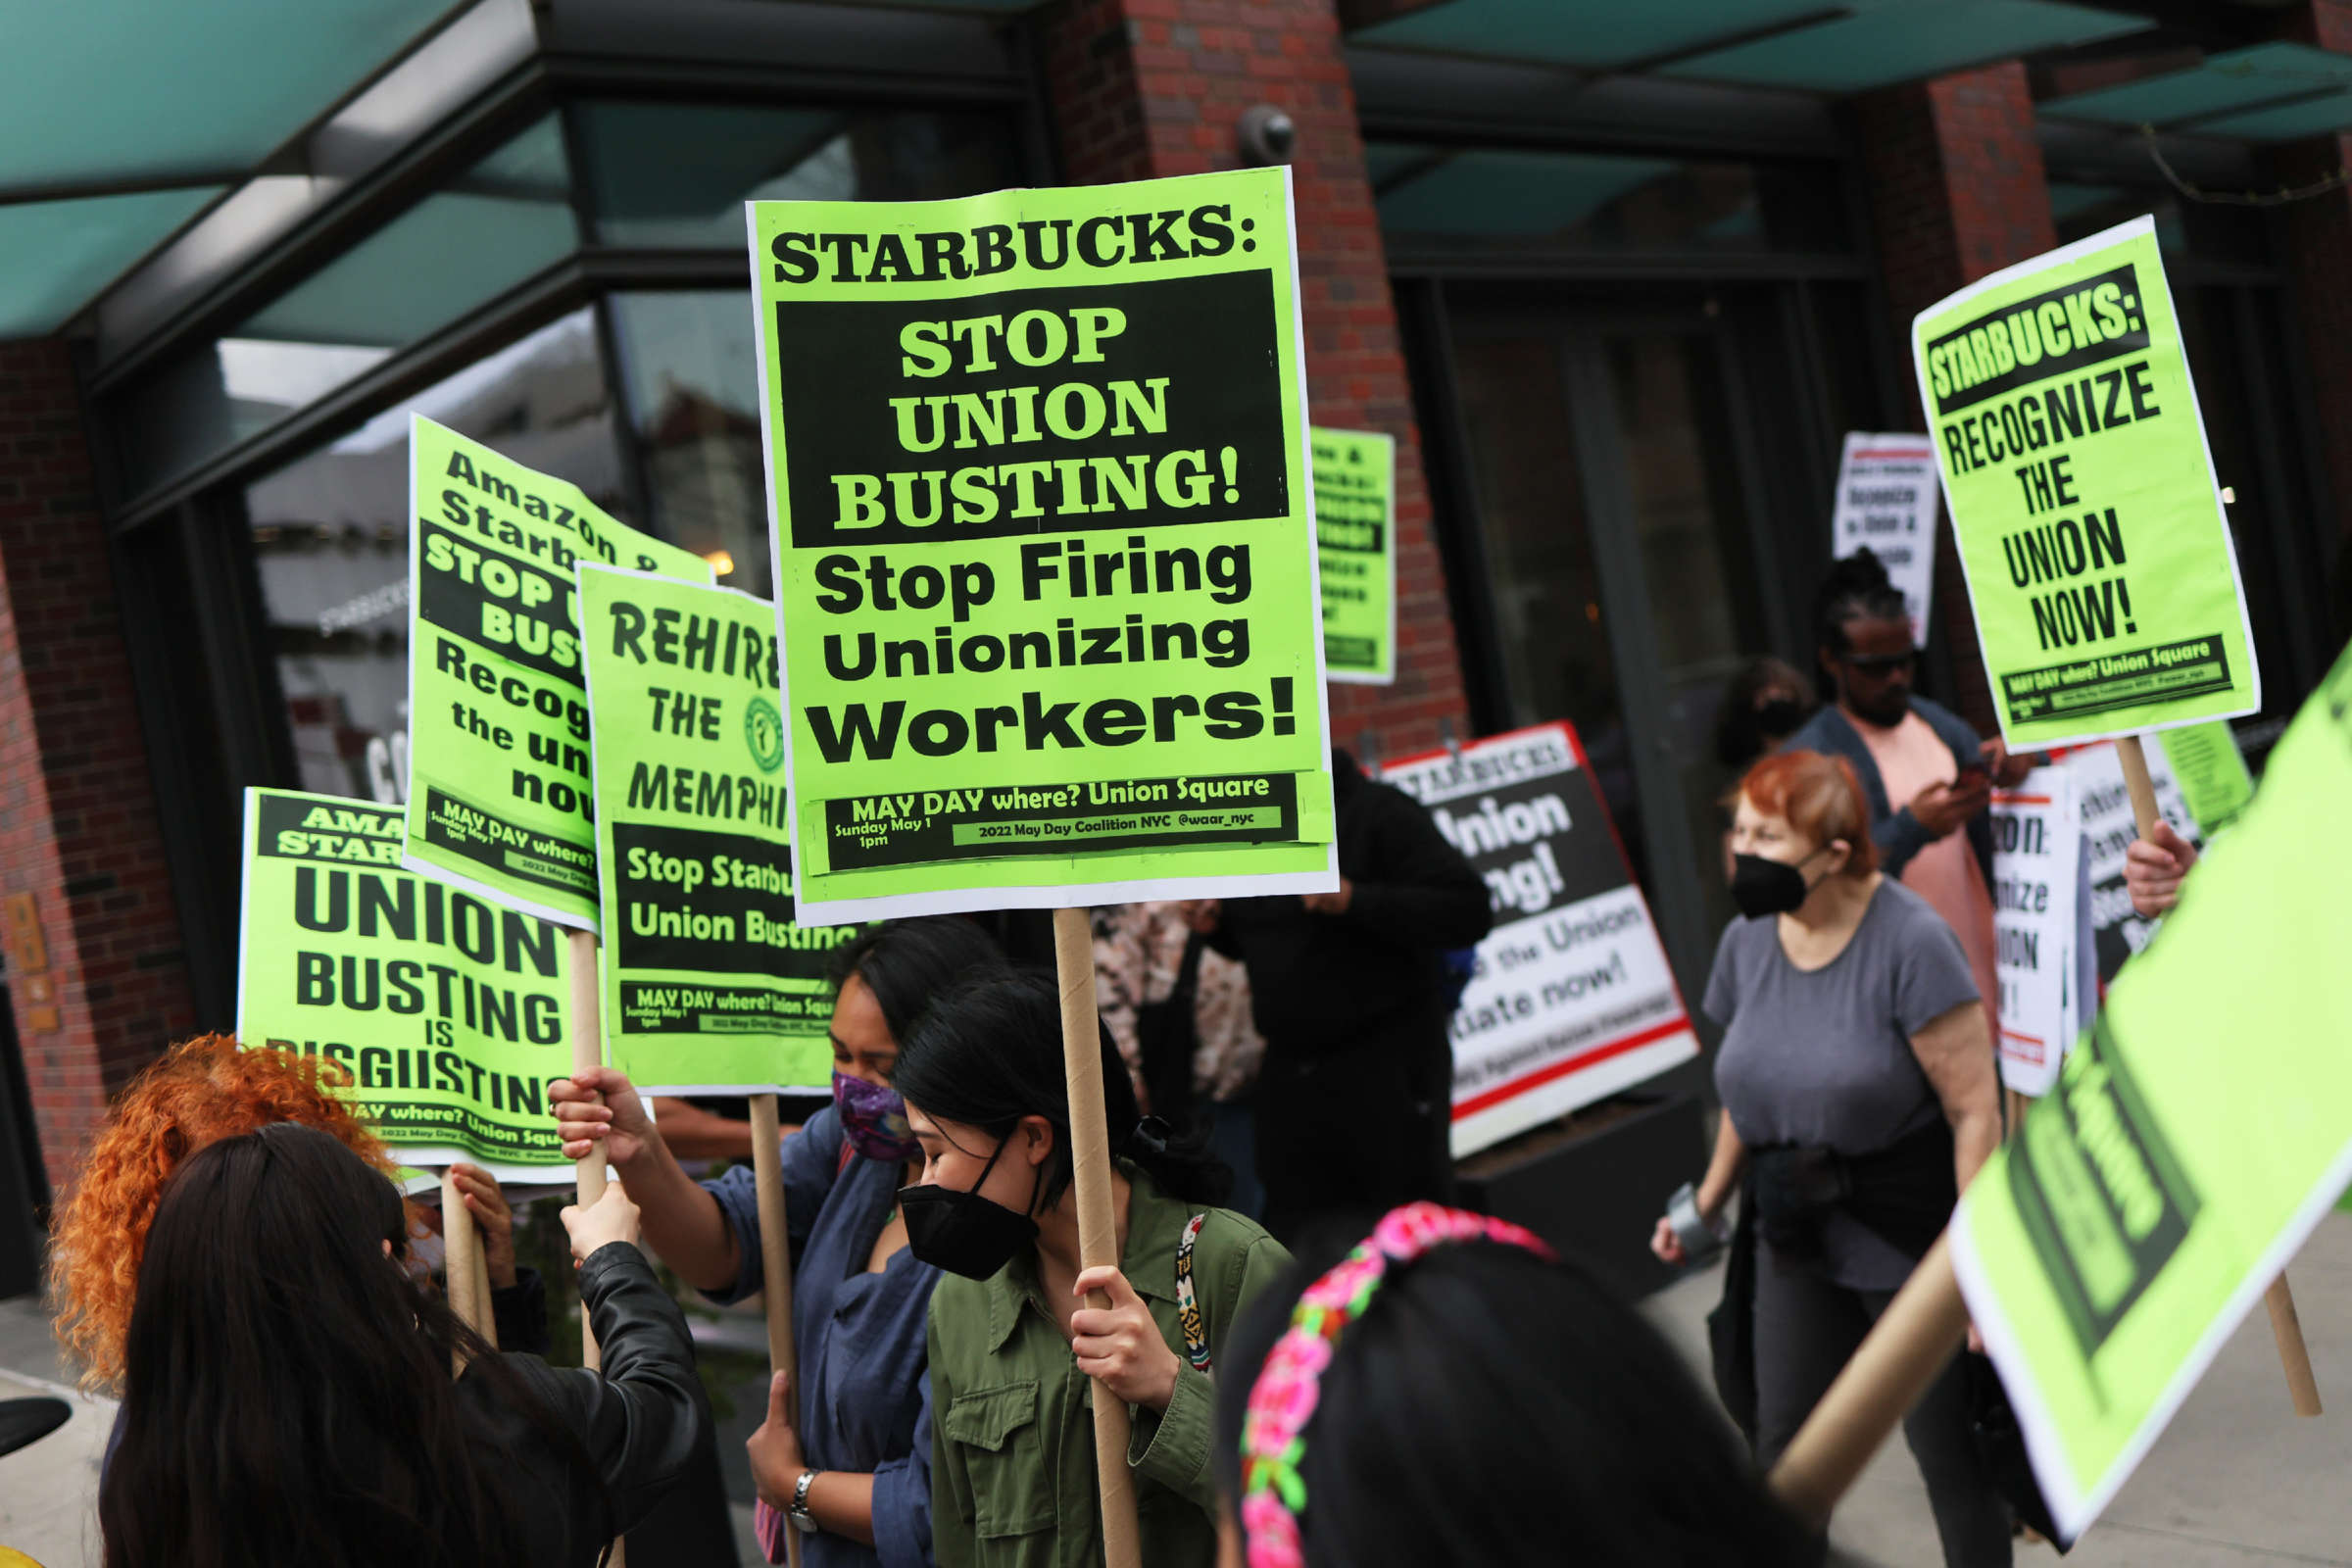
[1383,721,1699,1157]
[1831,431,1941,647]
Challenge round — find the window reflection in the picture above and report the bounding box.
[577,101,1023,248]
[1369,144,1847,256]
[247,309,621,802]
[609,292,769,596]
[110,116,576,501]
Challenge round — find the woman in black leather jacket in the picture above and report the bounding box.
[98,1123,704,1568]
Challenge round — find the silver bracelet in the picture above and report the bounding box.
[1666,1181,1728,1261]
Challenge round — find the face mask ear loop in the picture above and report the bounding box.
[964,1124,1015,1198]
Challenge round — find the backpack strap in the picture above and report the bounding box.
[1175,1213,1212,1371]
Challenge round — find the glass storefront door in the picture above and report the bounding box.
[1450,303,1788,993]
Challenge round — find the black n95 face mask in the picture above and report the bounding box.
[1730,852,1819,919]
[898,1132,1041,1281]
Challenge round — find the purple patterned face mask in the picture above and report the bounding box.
[834,1069,920,1163]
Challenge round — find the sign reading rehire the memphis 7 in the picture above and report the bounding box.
[404,416,713,929]
[1913,216,2258,750]
[1383,723,1697,1157]
[746,170,1336,922]
[238,787,571,1181]
[577,564,845,1095]
[1312,426,1396,684]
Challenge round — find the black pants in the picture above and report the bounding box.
[1753,1248,2011,1568]
[1253,1012,1453,1248]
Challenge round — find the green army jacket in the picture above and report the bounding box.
[927,1163,1292,1568]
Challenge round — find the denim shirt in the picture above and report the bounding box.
[704,1106,937,1568]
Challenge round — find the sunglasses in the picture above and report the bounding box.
[1838,651,1916,674]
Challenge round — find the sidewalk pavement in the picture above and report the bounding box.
[0,1295,109,1568]
[3,1214,2349,1565]
[1643,1208,2352,1566]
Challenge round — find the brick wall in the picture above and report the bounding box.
[0,339,195,1193]
[1036,0,1474,758]
[1853,62,2057,735]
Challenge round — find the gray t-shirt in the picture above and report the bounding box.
[1706,877,1979,1289]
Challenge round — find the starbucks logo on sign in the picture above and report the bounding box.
[745,697,785,774]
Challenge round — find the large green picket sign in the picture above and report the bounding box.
[578,565,846,1094]
[1952,646,2352,1537]
[746,169,1337,922]
[238,787,571,1179]
[1913,216,2258,749]
[1312,426,1395,685]
[404,416,712,928]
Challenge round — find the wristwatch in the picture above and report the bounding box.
[789,1469,819,1535]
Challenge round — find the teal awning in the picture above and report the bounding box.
[0,0,459,338]
[1352,0,2151,90]
[2040,42,2352,140]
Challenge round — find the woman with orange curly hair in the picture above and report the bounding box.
[51,1033,547,1399]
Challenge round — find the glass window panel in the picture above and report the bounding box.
[1371,144,1848,258]
[608,291,770,597]
[1448,334,1653,886]
[578,101,1023,248]
[108,115,575,501]
[246,308,621,803]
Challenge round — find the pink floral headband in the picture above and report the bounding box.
[1237,1201,1557,1568]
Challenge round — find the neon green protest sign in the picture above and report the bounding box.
[404,416,712,929]
[746,169,1337,922]
[237,787,572,1181]
[1953,646,2352,1537]
[1913,217,2258,750]
[578,564,848,1095]
[1312,426,1395,685]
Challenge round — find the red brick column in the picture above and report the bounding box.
[1038,0,1474,757]
[0,339,196,1192]
[2271,1,2352,609]
[1853,62,2057,734]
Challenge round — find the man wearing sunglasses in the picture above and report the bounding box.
[1779,550,2033,1039]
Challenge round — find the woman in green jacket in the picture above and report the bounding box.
[892,969,1291,1568]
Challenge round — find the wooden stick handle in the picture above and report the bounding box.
[441,1168,485,1376]
[2115,737,2319,1414]
[2114,734,2162,840]
[1053,907,1142,1568]
[1770,1233,1970,1525]
[2266,1275,2323,1416]
[474,1227,498,1350]
[565,928,625,1566]
[750,1093,806,1568]
[566,927,609,1369]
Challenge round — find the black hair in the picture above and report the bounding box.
[1812,547,1910,657]
[1213,1234,1819,1567]
[825,916,1006,1048]
[892,968,1230,1212]
[102,1123,593,1568]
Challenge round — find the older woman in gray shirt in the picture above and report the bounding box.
[1652,748,2007,1568]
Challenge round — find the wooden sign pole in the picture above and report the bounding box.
[1052,907,1143,1568]
[2114,735,2320,1417]
[749,1093,805,1568]
[1771,1235,1970,1525]
[441,1167,487,1376]
[473,1228,499,1349]
[567,927,627,1564]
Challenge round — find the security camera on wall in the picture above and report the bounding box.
[1237,105,1296,166]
